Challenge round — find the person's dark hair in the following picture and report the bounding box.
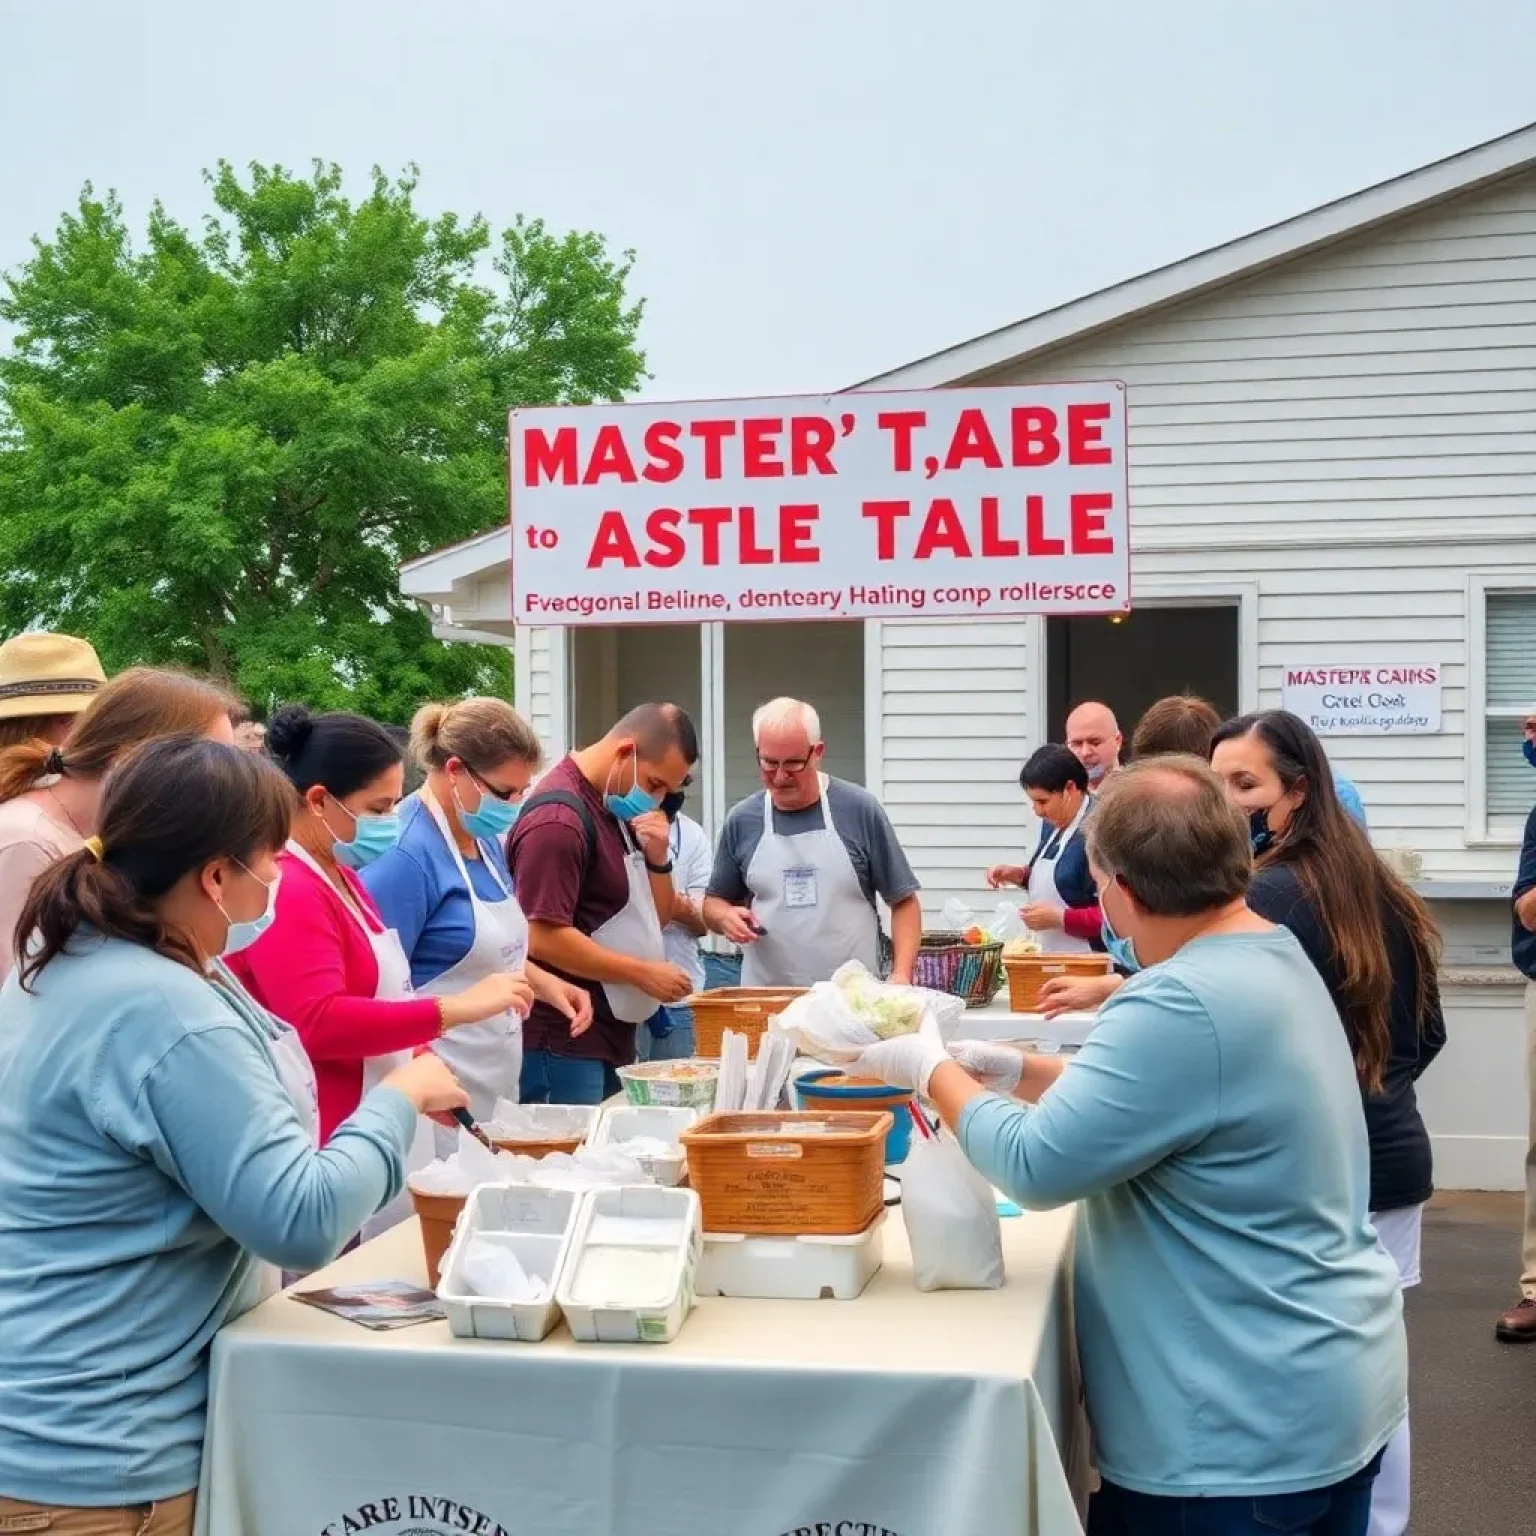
[1209,709,1442,1092]
[1086,755,1251,916]
[614,702,699,765]
[1131,694,1221,760]
[1019,743,1089,796]
[265,704,403,799]
[15,738,295,990]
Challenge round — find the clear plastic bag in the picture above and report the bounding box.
[941,896,1026,946]
[770,961,963,1063]
[900,1130,1006,1292]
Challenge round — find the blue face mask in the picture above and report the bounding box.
[457,785,520,840]
[1524,738,1536,770]
[604,755,660,822]
[330,807,400,870]
[218,865,280,957]
[1100,908,1141,974]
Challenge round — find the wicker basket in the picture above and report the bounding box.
[679,1110,891,1235]
[409,1187,467,1284]
[689,986,805,1059]
[487,1133,585,1159]
[1002,952,1113,1012]
[913,930,1005,1008]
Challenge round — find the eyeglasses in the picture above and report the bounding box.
[465,765,523,803]
[757,753,814,775]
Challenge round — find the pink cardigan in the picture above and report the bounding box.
[227,848,440,1142]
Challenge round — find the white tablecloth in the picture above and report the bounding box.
[196,1206,1088,1536]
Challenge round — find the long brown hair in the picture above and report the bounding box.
[0,668,236,803]
[1210,710,1442,1091]
[16,737,293,989]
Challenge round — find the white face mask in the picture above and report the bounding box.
[215,862,281,958]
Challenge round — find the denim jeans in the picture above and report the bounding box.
[636,1006,697,1062]
[701,951,743,990]
[519,1050,621,1106]
[1087,1450,1384,1536]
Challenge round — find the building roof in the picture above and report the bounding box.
[852,119,1536,392]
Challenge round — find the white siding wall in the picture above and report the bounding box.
[883,168,1536,912]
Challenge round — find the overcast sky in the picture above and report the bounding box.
[3,0,1533,401]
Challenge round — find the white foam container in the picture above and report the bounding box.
[697,1212,885,1300]
[556,1185,701,1344]
[481,1102,597,1148]
[589,1104,697,1187]
[437,1184,581,1342]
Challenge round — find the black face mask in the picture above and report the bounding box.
[1248,805,1275,854]
[660,789,686,821]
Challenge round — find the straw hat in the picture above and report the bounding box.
[0,632,107,722]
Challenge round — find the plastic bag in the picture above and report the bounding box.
[942,896,1026,946]
[771,961,953,1063]
[900,1130,1006,1292]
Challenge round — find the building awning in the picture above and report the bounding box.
[400,527,514,641]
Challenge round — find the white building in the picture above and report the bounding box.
[401,122,1536,1189]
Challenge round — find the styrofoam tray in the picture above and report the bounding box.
[481,1102,597,1144]
[589,1104,697,1186]
[556,1185,701,1344]
[698,1212,885,1300]
[437,1184,580,1342]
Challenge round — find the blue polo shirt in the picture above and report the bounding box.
[361,795,512,989]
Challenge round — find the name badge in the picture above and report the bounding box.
[783,866,819,909]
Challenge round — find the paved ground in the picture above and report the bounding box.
[1412,1192,1535,1534]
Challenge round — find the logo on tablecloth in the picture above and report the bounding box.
[775,1525,908,1536]
[316,1495,509,1536]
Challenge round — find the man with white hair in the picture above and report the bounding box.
[703,696,922,987]
[1066,699,1122,786]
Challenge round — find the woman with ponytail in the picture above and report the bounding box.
[228,705,530,1236]
[0,667,238,981]
[0,738,468,1534]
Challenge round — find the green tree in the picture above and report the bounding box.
[0,161,645,720]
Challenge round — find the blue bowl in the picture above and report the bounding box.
[793,1070,914,1164]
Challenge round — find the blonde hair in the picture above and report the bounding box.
[410,697,542,775]
[0,668,237,803]
[751,696,821,746]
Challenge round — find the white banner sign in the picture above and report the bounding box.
[1281,663,1443,735]
[507,384,1130,626]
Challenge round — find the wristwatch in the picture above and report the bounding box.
[644,857,674,875]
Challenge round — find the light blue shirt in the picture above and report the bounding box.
[362,793,513,988]
[0,936,415,1506]
[1334,771,1369,831]
[958,928,1406,1498]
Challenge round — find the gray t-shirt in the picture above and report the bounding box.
[707,777,921,910]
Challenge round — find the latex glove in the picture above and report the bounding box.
[1021,902,1065,932]
[946,1039,1024,1095]
[850,1017,948,1095]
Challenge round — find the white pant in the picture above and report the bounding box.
[1366,1203,1422,1536]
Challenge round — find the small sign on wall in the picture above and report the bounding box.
[1281,664,1442,735]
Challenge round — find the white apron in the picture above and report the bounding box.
[1026,800,1092,955]
[418,789,531,1153]
[589,818,668,1024]
[208,962,319,1303]
[284,842,436,1239]
[740,775,880,988]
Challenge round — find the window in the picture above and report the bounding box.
[1485,590,1536,822]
